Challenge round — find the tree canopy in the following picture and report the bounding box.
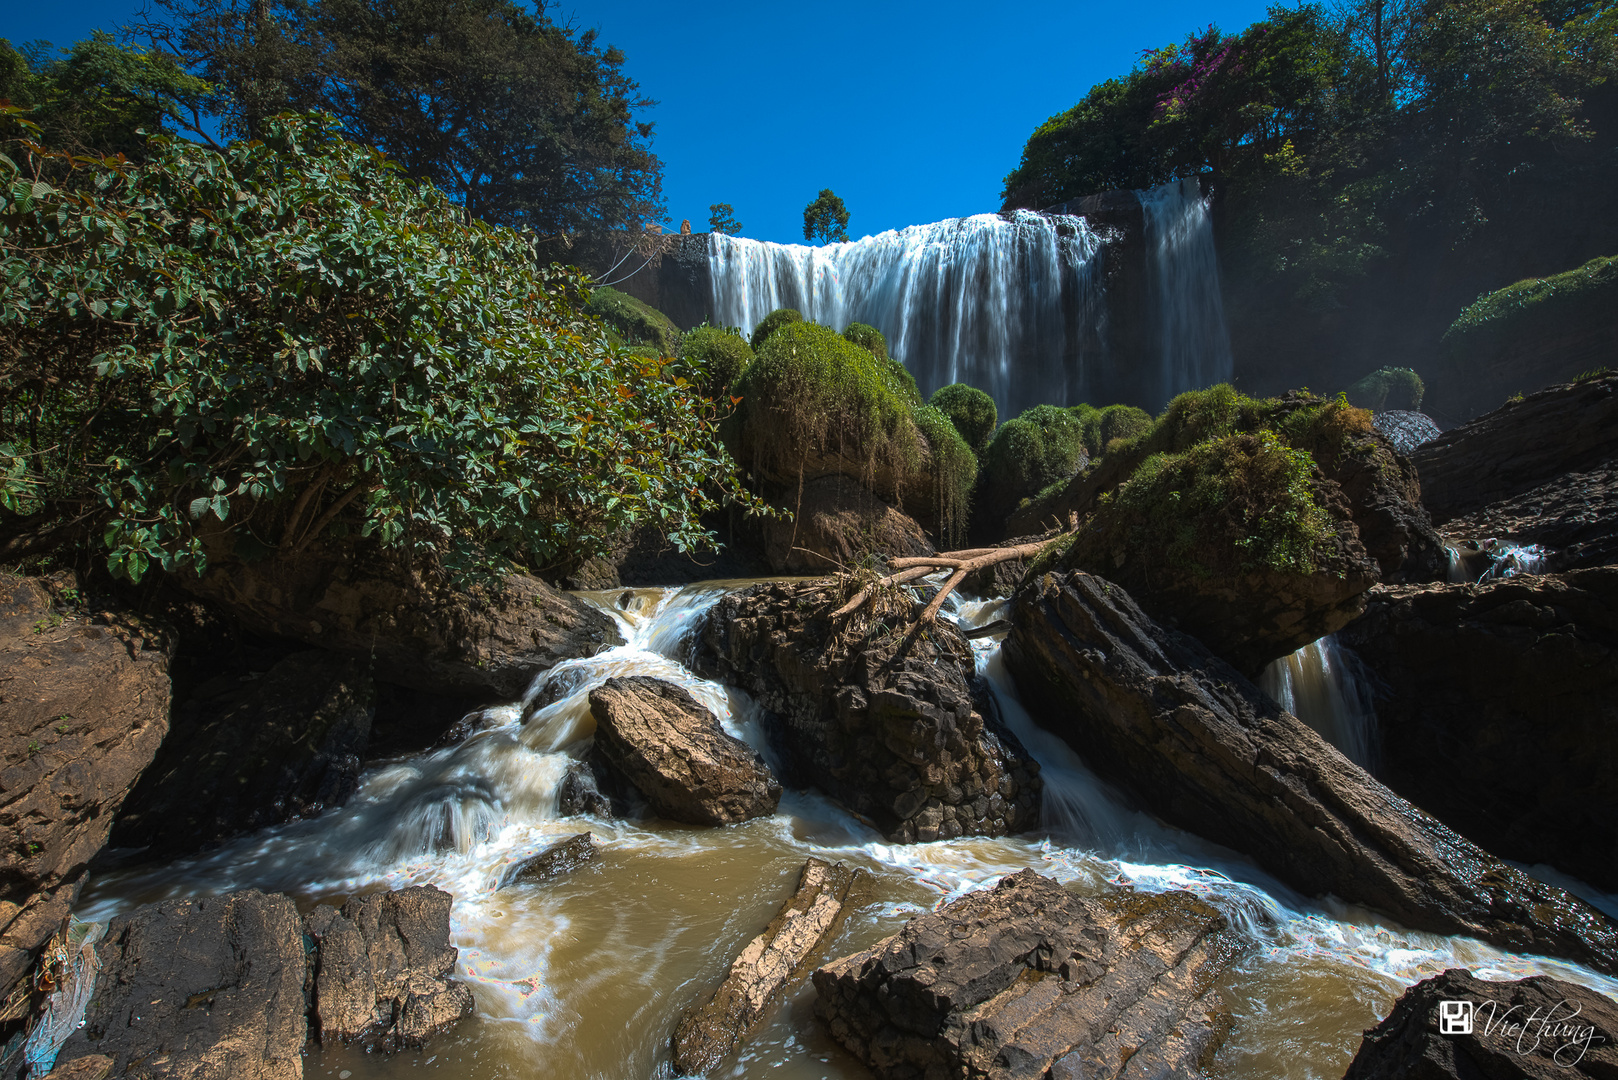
[0,109,752,582]
[143,0,663,258]
[803,188,850,244]
[708,202,743,235]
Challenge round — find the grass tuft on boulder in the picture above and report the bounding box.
[750,308,803,351]
[1345,367,1425,412]
[681,324,753,399]
[928,383,998,454]
[1444,255,1617,365]
[911,404,978,546]
[585,286,681,356]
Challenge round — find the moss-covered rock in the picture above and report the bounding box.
[841,322,888,362]
[682,324,753,399]
[912,404,978,546]
[585,286,681,356]
[1345,366,1425,412]
[1441,255,1618,415]
[976,405,1089,532]
[928,383,997,454]
[750,307,803,351]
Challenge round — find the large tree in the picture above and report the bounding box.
[144,0,663,256]
[802,188,850,244]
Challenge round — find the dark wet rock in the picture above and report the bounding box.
[1004,569,1618,974]
[763,474,934,575]
[696,580,1041,843]
[588,677,781,826]
[1412,373,1618,525]
[1344,968,1618,1079]
[674,857,866,1075]
[496,832,596,890]
[369,683,486,759]
[1329,427,1449,585]
[302,885,473,1051]
[813,868,1238,1080]
[556,757,616,817]
[56,890,307,1080]
[0,576,172,1001]
[1372,410,1442,455]
[177,537,619,698]
[1338,569,1618,893]
[1442,459,1618,573]
[110,650,373,857]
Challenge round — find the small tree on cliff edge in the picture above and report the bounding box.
[708,202,743,234]
[802,189,850,244]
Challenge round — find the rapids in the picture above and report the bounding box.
[76,583,1618,1080]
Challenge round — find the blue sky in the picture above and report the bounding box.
[3,0,1278,244]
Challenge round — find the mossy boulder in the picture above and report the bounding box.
[1023,385,1445,673]
[975,405,1090,535]
[1441,254,1618,416]
[928,383,997,454]
[841,322,888,362]
[585,286,681,356]
[682,324,753,399]
[750,307,803,351]
[728,322,973,542]
[1345,366,1425,412]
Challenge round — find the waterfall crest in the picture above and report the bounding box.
[709,211,1105,419]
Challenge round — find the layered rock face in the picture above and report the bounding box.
[54,885,470,1078]
[673,857,865,1075]
[588,676,781,826]
[696,581,1040,842]
[179,538,618,697]
[1344,968,1618,1079]
[761,474,934,574]
[110,649,372,856]
[0,577,172,1000]
[1443,460,1618,573]
[813,869,1237,1080]
[1004,569,1618,974]
[1339,568,1618,892]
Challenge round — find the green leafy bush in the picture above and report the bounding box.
[928,383,997,453]
[750,307,803,351]
[1344,367,1425,411]
[979,404,1089,507]
[681,324,753,399]
[841,322,888,361]
[584,286,681,356]
[911,404,977,546]
[0,110,755,581]
[1066,402,1153,457]
[1443,255,1618,369]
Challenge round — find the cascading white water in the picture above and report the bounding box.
[71,583,1618,1080]
[708,212,1106,419]
[1139,177,1235,410]
[1260,634,1380,770]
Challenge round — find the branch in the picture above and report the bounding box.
[830,539,1056,624]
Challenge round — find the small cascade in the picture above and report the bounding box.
[1260,635,1379,770]
[1138,177,1235,409]
[709,212,1105,419]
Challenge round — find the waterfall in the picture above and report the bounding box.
[708,211,1106,419]
[1260,635,1379,770]
[1139,177,1235,409]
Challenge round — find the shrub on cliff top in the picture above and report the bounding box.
[0,110,757,582]
[584,286,681,356]
[929,383,998,454]
[1443,255,1618,369]
[751,307,803,351]
[681,324,753,399]
[1345,367,1425,412]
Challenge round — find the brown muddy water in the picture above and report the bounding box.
[75,583,1618,1080]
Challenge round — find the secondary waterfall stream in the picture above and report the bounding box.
[706,180,1234,418]
[76,583,1618,1080]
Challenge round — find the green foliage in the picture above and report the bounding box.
[911,404,978,547]
[147,0,663,255]
[928,383,998,454]
[730,322,920,487]
[1074,430,1333,578]
[0,110,755,582]
[1344,366,1425,411]
[980,404,1089,507]
[681,324,753,399]
[0,33,217,157]
[1066,402,1154,458]
[585,286,680,356]
[802,188,850,244]
[707,202,743,235]
[1442,255,1618,366]
[750,308,802,351]
[841,322,887,362]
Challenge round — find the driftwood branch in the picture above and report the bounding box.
[831,539,1056,624]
